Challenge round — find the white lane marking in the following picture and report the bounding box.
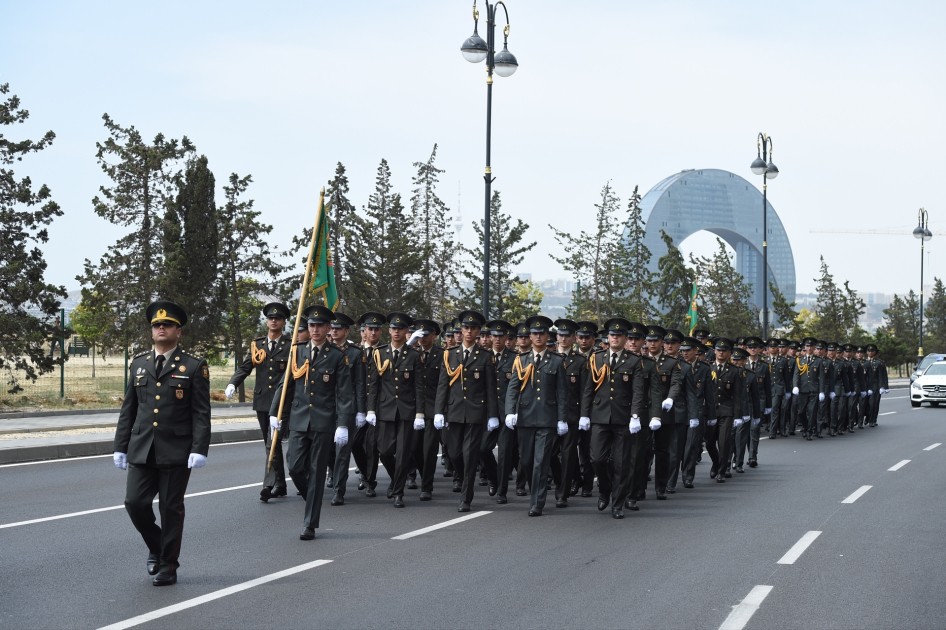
[841,485,872,504]
[0,483,260,529]
[777,531,822,565]
[719,585,774,630]
[97,559,333,630]
[888,460,910,471]
[0,439,260,469]
[883,396,906,400]
[924,443,941,451]
[392,511,492,540]
[879,411,896,416]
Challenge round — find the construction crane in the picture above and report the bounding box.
[810,228,946,236]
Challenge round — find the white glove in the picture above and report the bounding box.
[829,392,836,400]
[487,417,499,431]
[661,398,673,411]
[366,412,377,426]
[818,392,825,402]
[784,392,791,400]
[792,386,799,395]
[334,426,349,446]
[113,452,127,470]
[860,391,867,398]
[689,418,700,429]
[407,329,425,345]
[356,412,366,428]
[752,417,761,427]
[557,421,568,436]
[225,384,236,399]
[649,417,662,430]
[733,418,744,428]
[505,414,517,429]
[187,453,207,469]
[413,417,426,431]
[708,419,718,427]
[578,417,591,431]
[433,414,445,430]
[629,416,642,434]
[269,415,280,431]
[867,389,873,396]
[879,388,887,395]
[764,407,772,415]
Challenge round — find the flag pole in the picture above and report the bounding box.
[269,188,326,470]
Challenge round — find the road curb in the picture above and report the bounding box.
[0,402,254,420]
[0,428,261,466]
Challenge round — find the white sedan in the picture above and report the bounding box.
[911,360,946,407]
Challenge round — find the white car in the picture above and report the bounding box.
[911,360,946,407]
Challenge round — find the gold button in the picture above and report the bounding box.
[155,395,161,400]
[156,382,161,387]
[153,421,158,426]
[269,386,273,389]
[154,409,159,413]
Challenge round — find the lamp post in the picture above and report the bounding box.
[461,0,518,319]
[750,133,778,338]
[913,207,932,360]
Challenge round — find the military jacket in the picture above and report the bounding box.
[673,361,702,425]
[741,365,762,419]
[588,349,647,425]
[115,348,211,467]
[850,359,866,393]
[417,344,445,419]
[746,359,773,411]
[689,360,717,421]
[228,333,291,411]
[506,351,567,428]
[341,341,367,417]
[367,344,425,421]
[770,355,790,396]
[651,353,684,422]
[712,361,745,418]
[560,348,593,423]
[493,348,519,418]
[434,344,499,424]
[792,354,826,394]
[270,342,354,433]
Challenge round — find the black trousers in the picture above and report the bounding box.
[410,418,441,493]
[518,426,557,511]
[351,423,379,489]
[287,428,333,529]
[331,418,356,497]
[770,393,787,437]
[553,423,581,499]
[377,418,414,498]
[666,422,688,489]
[445,422,486,505]
[681,422,704,483]
[704,421,720,475]
[630,425,653,500]
[590,423,632,506]
[796,393,818,436]
[495,424,518,497]
[256,411,286,490]
[479,425,500,487]
[652,422,672,492]
[716,416,734,474]
[577,429,594,494]
[124,461,191,571]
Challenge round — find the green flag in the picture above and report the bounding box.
[686,281,699,335]
[311,203,339,311]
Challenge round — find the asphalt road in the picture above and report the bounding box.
[1,390,943,630]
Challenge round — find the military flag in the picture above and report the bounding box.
[311,202,339,310]
[686,281,699,335]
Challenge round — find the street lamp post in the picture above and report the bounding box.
[913,207,932,360]
[461,0,517,319]
[750,133,779,338]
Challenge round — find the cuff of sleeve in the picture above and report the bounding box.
[415,414,425,420]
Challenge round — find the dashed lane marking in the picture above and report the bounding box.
[777,531,821,565]
[719,585,773,630]
[924,443,941,451]
[841,485,872,504]
[392,511,492,540]
[888,460,910,471]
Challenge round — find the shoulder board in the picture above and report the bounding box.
[293,341,307,346]
[549,351,564,358]
[641,355,655,363]
[377,343,390,350]
[133,350,150,359]
[254,335,267,342]
[592,348,607,356]
[324,343,341,353]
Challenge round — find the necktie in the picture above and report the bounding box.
[535,352,541,365]
[312,345,319,361]
[611,353,618,370]
[463,348,469,362]
[393,349,400,364]
[155,354,165,376]
[269,340,275,353]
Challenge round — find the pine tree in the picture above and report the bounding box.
[654,230,695,329]
[923,277,946,353]
[0,83,67,394]
[769,282,801,338]
[77,114,194,349]
[620,186,657,322]
[810,257,865,342]
[690,238,757,338]
[325,162,358,307]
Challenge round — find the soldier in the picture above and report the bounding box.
[269,305,353,540]
[573,321,599,498]
[642,325,683,500]
[352,312,385,496]
[664,328,698,493]
[679,337,716,489]
[844,343,863,433]
[366,312,425,508]
[767,339,790,439]
[694,328,715,364]
[550,318,592,507]
[113,301,210,586]
[225,302,291,503]
[826,342,847,436]
[744,336,771,468]
[404,319,444,500]
[865,344,889,427]
[516,321,533,354]
[434,310,499,512]
[730,347,759,473]
[587,318,647,519]
[505,316,568,516]
[814,340,833,437]
[627,322,663,509]
[480,319,516,500]
[327,312,366,506]
[792,337,827,441]
[711,338,745,481]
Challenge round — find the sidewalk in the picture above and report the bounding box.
[0,404,262,465]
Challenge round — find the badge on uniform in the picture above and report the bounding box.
[404,371,410,380]
[179,365,187,373]
[474,371,481,380]
[622,374,629,382]
[506,371,513,379]
[661,374,668,383]
[570,375,577,383]
[726,383,731,390]
[323,373,331,382]
[175,389,184,400]
[201,365,209,379]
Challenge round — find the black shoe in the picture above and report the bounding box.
[364,487,377,498]
[748,459,758,468]
[443,470,454,478]
[556,498,568,508]
[326,476,334,488]
[331,494,344,506]
[516,488,528,497]
[357,480,366,491]
[478,477,489,486]
[656,489,667,500]
[147,553,160,576]
[394,496,405,508]
[152,569,177,586]
[683,480,694,489]
[419,491,432,501]
[597,496,610,511]
[716,476,725,483]
[452,480,462,493]
[735,466,744,473]
[528,507,542,517]
[580,490,593,497]
[667,486,676,494]
[386,487,394,499]
[710,468,718,479]
[271,487,288,498]
[769,434,777,439]
[815,433,823,438]
[300,527,315,541]
[458,502,471,513]
[488,485,497,497]
[407,478,418,490]
[495,495,508,504]
[724,471,732,478]
[627,500,639,511]
[788,431,796,436]
[806,435,813,441]
[259,486,272,503]
[611,507,624,519]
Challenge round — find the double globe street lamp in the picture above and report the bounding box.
[461,0,518,319]
[913,207,933,360]
[750,133,779,338]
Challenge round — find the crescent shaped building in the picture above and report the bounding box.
[636,168,796,317]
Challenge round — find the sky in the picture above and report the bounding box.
[4,1,944,303]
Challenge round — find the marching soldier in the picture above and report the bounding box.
[434,310,499,512]
[327,312,366,505]
[865,344,889,427]
[664,329,698,493]
[409,319,444,501]
[643,325,683,499]
[731,346,759,473]
[710,338,744,481]
[679,337,716,489]
[793,337,827,440]
[550,318,592,507]
[366,312,425,508]
[114,300,210,586]
[844,343,863,432]
[767,339,791,438]
[505,316,569,516]
[573,321,599,497]
[815,340,833,436]
[827,342,848,436]
[744,337,771,468]
[627,322,663,509]
[270,305,353,540]
[352,312,385,496]
[480,319,515,499]
[226,302,291,502]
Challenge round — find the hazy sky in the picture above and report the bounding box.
[4,1,944,301]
